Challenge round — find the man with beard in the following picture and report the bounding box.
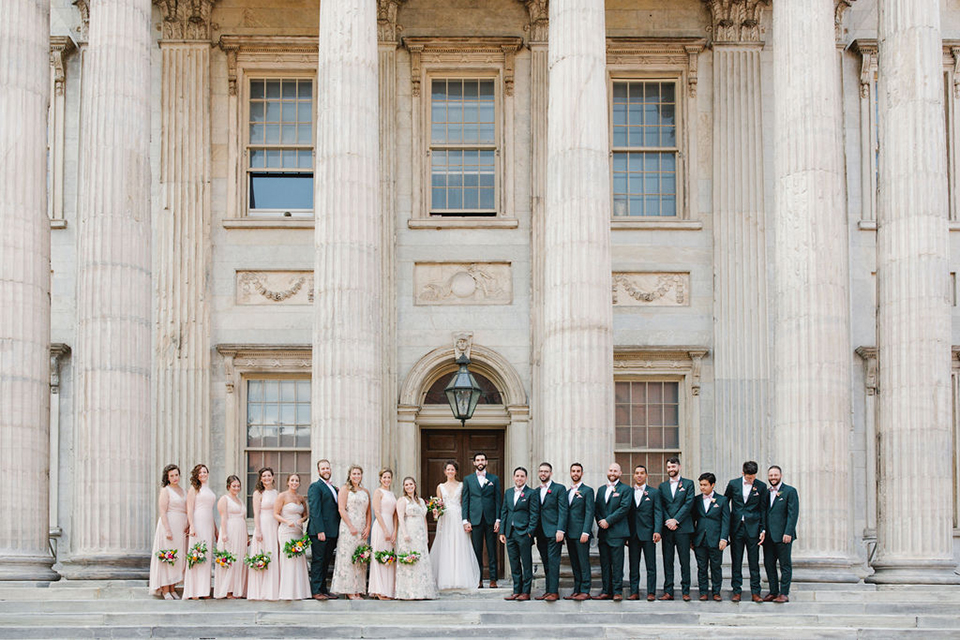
[563,462,594,600]
[462,452,502,588]
[307,459,341,599]
[594,462,632,601]
[723,460,768,602]
[762,465,798,603]
[500,467,540,600]
[533,462,567,601]
[658,456,695,601]
[627,464,662,601]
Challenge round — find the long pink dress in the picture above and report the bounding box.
[246,489,280,600]
[182,485,217,599]
[148,486,188,595]
[368,488,397,598]
[277,501,311,600]
[214,495,248,598]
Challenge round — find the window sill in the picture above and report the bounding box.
[408,217,519,230]
[51,219,67,229]
[859,220,960,231]
[223,217,315,229]
[611,219,702,231]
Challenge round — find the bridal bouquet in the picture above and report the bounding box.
[156,549,178,566]
[396,551,420,565]
[214,549,237,569]
[352,544,373,564]
[426,496,445,519]
[283,534,311,558]
[186,541,208,568]
[244,551,272,571]
[373,550,396,565]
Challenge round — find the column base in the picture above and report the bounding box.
[791,556,863,583]
[0,555,59,581]
[56,554,150,580]
[867,559,960,585]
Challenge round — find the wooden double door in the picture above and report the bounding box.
[420,428,505,578]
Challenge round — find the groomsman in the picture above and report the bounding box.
[499,467,540,600]
[723,460,767,602]
[307,459,341,600]
[692,473,729,601]
[658,456,695,601]
[627,464,662,601]
[594,462,632,601]
[462,452,502,588]
[763,465,798,603]
[533,462,567,601]
[563,462,594,601]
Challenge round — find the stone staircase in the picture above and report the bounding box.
[1,581,959,639]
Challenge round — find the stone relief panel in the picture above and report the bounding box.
[612,272,690,307]
[414,262,512,305]
[236,271,314,305]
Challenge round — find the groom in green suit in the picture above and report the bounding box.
[763,465,798,603]
[499,467,540,600]
[594,462,632,601]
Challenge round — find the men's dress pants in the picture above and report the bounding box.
[471,517,498,581]
[694,545,723,596]
[566,536,591,594]
[598,536,626,596]
[730,523,762,595]
[628,537,657,595]
[535,528,562,594]
[763,540,793,596]
[310,534,337,595]
[661,529,691,595]
[506,533,533,594]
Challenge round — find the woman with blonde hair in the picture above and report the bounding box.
[246,467,280,600]
[331,464,372,599]
[394,476,436,600]
[368,468,398,600]
[275,473,311,600]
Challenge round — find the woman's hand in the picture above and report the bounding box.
[362,526,370,539]
[164,530,173,541]
[222,535,229,544]
[255,530,263,542]
[188,527,196,537]
[404,534,411,542]
[348,526,358,537]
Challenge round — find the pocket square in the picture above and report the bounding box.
[612,493,619,497]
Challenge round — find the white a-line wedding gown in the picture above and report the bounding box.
[429,482,481,590]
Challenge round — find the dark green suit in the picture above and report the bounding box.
[628,484,663,596]
[595,481,632,596]
[693,493,730,597]
[462,471,502,581]
[658,476,695,595]
[534,481,568,594]
[723,477,768,596]
[564,483,595,594]
[500,485,540,594]
[763,483,798,596]
[307,478,341,596]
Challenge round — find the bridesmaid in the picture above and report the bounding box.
[368,468,398,600]
[148,464,188,599]
[214,475,248,599]
[394,477,437,601]
[331,465,371,600]
[246,467,280,600]
[275,473,311,600]
[183,464,218,600]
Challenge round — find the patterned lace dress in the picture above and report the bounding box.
[331,488,370,595]
[395,497,437,600]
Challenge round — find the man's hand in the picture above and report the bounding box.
[318,532,325,542]
[758,531,765,545]
[653,533,661,543]
[464,522,473,533]
[598,519,609,530]
[499,534,506,544]
[494,521,500,534]
[555,532,564,543]
[665,519,678,531]
[782,534,792,544]
[719,539,728,551]
[580,533,589,544]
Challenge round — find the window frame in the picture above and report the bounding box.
[614,377,684,488]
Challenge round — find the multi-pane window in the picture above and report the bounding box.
[245,378,311,512]
[430,79,497,216]
[611,81,678,217]
[614,380,680,487]
[247,78,314,216]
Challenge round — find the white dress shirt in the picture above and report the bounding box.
[476,471,487,487]
[539,480,553,503]
[741,480,752,521]
[634,484,647,507]
[702,491,715,512]
[769,483,779,506]
[670,477,680,498]
[514,485,527,506]
[568,482,580,505]
[605,482,617,502]
[324,479,338,500]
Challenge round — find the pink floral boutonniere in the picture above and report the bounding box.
[547,489,552,494]
[519,492,525,499]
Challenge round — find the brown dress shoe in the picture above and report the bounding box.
[613,593,623,602]
[658,593,674,601]
[774,595,789,603]
[312,593,328,600]
[713,594,722,602]
[564,593,579,600]
[763,594,777,602]
[544,593,559,601]
[682,594,691,601]
[627,594,640,600]
[325,593,339,600]
[516,593,531,601]
[593,593,611,600]
[535,593,548,601]
[489,581,498,589]
[752,594,763,603]
[646,594,656,601]
[504,593,519,600]
[698,595,708,601]
[573,593,591,600]
[731,593,741,602]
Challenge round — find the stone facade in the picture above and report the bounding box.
[1,0,959,583]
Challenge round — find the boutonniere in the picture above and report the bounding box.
[519,492,525,499]
[643,490,649,496]
[547,489,552,494]
[710,497,717,504]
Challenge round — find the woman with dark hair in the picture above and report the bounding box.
[395,477,436,600]
[368,468,398,600]
[149,465,188,599]
[275,473,311,600]
[214,476,248,599]
[183,464,218,600]
[247,467,280,600]
[331,464,372,599]
[430,460,481,590]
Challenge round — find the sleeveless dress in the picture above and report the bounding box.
[148,486,188,595]
[430,483,481,590]
[182,485,217,599]
[246,489,280,600]
[368,488,397,598]
[214,496,248,598]
[277,500,311,600]
[331,489,370,595]
[395,497,437,600]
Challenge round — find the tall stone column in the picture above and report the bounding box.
[541,0,614,487]
[60,0,153,579]
[772,0,856,581]
[870,0,959,584]
[312,0,382,479]
[704,1,771,479]
[153,1,214,477]
[0,0,57,581]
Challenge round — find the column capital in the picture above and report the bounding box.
[72,0,89,42]
[153,0,217,41]
[702,0,769,44]
[520,0,549,44]
[377,0,405,45]
[50,37,76,97]
[835,0,857,43]
[50,344,72,395]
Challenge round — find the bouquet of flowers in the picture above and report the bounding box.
[352,544,373,564]
[426,496,445,519]
[244,551,272,571]
[373,550,396,565]
[396,551,420,565]
[156,549,178,566]
[214,549,237,569]
[186,541,208,568]
[283,534,311,558]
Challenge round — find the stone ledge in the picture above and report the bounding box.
[611,219,703,231]
[408,218,520,230]
[222,218,314,229]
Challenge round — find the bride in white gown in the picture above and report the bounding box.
[429,461,481,590]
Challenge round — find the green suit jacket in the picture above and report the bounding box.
[536,481,569,537]
[692,493,730,548]
[500,485,540,538]
[765,483,799,541]
[658,477,696,534]
[564,483,595,539]
[594,480,633,541]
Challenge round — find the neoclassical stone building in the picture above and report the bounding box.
[1,0,959,585]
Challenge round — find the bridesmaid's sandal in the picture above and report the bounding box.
[162,592,174,600]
